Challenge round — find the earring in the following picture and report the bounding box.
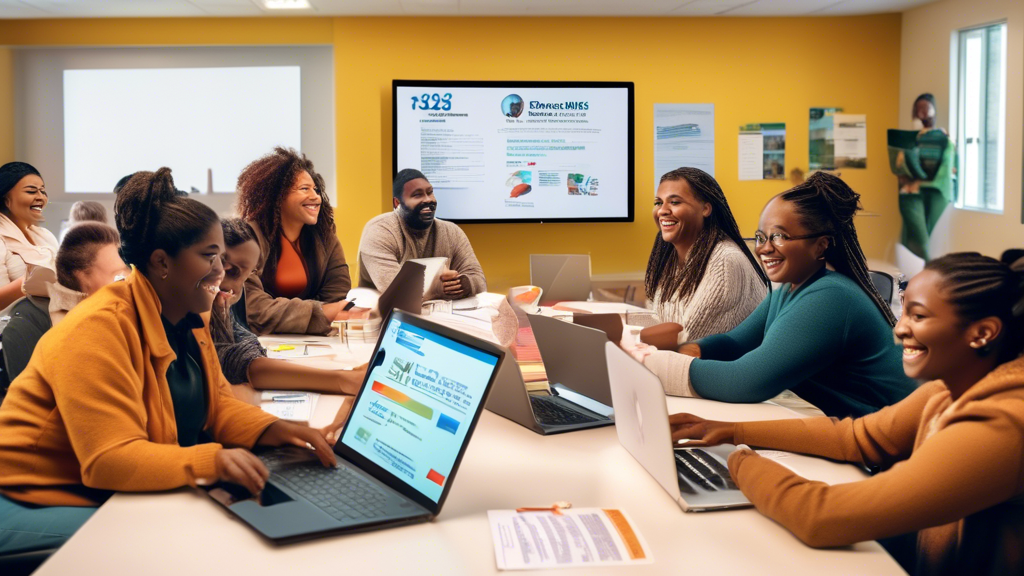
[161,273,168,280]
[970,338,989,349]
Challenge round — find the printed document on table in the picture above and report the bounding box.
[488,508,652,570]
[654,103,714,187]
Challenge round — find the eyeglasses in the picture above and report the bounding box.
[753,230,830,248]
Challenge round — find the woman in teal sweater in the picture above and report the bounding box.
[636,172,916,418]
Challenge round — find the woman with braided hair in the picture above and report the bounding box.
[639,167,769,350]
[670,252,1024,576]
[633,172,915,418]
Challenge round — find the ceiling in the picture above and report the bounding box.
[0,0,940,18]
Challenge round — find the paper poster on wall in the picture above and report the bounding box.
[833,114,867,168]
[738,123,786,180]
[809,107,842,171]
[654,103,715,187]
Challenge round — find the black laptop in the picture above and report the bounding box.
[206,309,504,543]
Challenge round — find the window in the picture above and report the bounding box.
[954,22,1007,212]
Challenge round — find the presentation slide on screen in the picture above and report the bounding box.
[395,85,630,221]
[341,318,498,502]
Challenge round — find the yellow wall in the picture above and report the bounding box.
[0,15,902,291]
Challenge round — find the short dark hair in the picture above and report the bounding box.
[645,167,769,303]
[393,169,428,199]
[57,222,121,292]
[0,162,42,217]
[114,167,219,272]
[914,93,936,111]
[221,217,257,248]
[69,201,108,224]
[113,174,135,194]
[926,252,1024,362]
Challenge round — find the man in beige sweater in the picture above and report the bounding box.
[358,169,487,300]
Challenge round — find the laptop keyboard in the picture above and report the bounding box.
[529,395,605,426]
[271,462,391,523]
[674,449,738,491]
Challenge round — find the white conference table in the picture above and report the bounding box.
[34,330,905,576]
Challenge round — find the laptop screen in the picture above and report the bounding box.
[340,315,500,503]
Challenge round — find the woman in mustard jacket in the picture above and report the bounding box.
[0,168,336,558]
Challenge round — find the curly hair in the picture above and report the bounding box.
[236,147,336,295]
[645,167,769,303]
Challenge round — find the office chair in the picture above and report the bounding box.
[869,270,896,305]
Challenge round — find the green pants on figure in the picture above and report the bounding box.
[900,188,949,261]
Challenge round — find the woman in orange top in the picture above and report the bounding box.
[0,168,336,558]
[237,148,363,335]
[671,252,1024,576]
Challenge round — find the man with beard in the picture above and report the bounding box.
[357,169,486,299]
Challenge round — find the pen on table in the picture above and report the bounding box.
[270,394,306,401]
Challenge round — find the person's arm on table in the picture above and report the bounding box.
[247,358,367,395]
[670,382,939,467]
[646,289,843,401]
[727,410,1024,547]
[690,294,771,361]
[640,323,684,350]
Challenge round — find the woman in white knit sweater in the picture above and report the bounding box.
[641,168,769,349]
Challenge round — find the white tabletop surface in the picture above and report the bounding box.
[33,333,905,576]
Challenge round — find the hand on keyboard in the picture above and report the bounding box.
[667,413,735,447]
[257,420,338,468]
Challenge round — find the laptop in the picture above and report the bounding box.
[529,254,591,305]
[206,309,505,542]
[376,260,426,318]
[485,314,614,434]
[604,341,751,512]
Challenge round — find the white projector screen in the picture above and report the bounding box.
[393,81,634,223]
[63,66,301,193]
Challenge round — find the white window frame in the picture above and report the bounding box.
[952,21,1008,214]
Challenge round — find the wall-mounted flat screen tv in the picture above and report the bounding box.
[393,80,634,223]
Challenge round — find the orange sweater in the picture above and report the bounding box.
[0,270,278,507]
[729,357,1024,576]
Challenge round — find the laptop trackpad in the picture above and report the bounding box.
[208,481,294,507]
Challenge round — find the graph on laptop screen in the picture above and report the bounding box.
[341,317,498,502]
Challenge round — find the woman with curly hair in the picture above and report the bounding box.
[236,147,358,335]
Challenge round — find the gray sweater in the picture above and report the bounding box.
[357,211,487,298]
[652,240,767,345]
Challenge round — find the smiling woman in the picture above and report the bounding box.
[0,162,59,311]
[236,147,356,335]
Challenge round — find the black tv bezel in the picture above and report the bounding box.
[392,79,635,224]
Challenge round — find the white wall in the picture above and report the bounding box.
[13,46,335,237]
[900,0,1024,262]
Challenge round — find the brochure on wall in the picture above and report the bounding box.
[488,508,652,570]
[809,107,842,171]
[654,103,715,186]
[738,123,786,180]
[834,113,868,168]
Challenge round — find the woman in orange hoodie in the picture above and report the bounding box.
[0,168,336,558]
[670,252,1024,576]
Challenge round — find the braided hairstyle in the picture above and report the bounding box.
[211,218,259,344]
[926,252,1024,363]
[779,171,897,325]
[114,168,219,273]
[236,147,335,296]
[645,167,768,303]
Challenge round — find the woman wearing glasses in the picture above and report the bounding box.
[633,172,915,418]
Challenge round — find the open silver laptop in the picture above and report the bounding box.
[485,315,614,434]
[604,341,751,511]
[529,254,591,305]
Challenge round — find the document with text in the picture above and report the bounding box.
[488,508,652,570]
